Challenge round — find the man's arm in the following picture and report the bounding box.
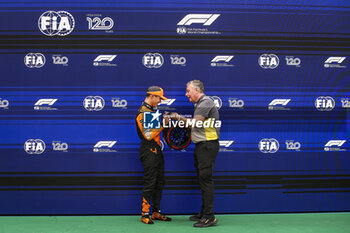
[136,113,163,140]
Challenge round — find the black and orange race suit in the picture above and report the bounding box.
[135,102,165,214]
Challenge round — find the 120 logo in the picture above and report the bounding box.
[87,17,114,30]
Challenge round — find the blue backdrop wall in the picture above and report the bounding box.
[0,0,349,214]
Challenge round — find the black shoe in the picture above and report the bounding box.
[189,214,202,221]
[193,217,218,228]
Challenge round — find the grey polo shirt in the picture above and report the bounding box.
[191,95,220,144]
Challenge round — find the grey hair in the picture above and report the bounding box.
[187,80,204,93]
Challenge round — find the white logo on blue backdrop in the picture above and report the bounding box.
[38,11,75,36]
[259,138,279,153]
[84,96,105,111]
[24,139,46,154]
[259,54,279,69]
[143,53,164,68]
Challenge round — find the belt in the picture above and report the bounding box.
[194,139,218,145]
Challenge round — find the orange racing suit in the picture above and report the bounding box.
[135,102,165,216]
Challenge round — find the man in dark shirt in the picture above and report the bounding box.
[135,86,172,224]
[171,80,220,227]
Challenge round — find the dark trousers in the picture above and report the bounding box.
[139,143,165,213]
[194,140,219,218]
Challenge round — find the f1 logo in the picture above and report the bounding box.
[269,99,291,106]
[177,14,220,26]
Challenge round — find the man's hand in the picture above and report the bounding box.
[170,112,180,121]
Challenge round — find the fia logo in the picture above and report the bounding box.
[87,17,114,30]
[0,98,9,109]
[176,27,187,34]
[143,110,162,129]
[38,11,75,36]
[111,98,127,108]
[24,53,46,68]
[258,54,279,69]
[83,96,105,111]
[259,138,279,153]
[143,53,164,68]
[315,96,335,111]
[210,96,222,109]
[24,139,46,154]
